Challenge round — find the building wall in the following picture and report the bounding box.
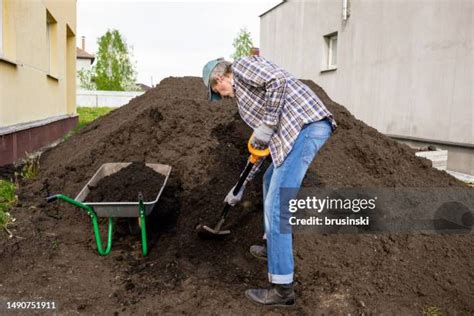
[0,0,77,128]
[260,0,473,174]
[76,58,92,73]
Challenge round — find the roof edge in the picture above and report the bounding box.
[259,0,286,18]
[77,56,95,60]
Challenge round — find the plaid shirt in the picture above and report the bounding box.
[232,56,337,182]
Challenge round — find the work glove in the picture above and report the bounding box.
[224,184,245,206]
[251,124,275,149]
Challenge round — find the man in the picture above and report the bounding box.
[202,56,336,306]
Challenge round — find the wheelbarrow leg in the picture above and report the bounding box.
[91,216,114,256]
[138,194,148,256]
[47,194,113,256]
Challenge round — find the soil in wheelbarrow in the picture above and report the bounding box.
[1,77,472,315]
[86,162,166,202]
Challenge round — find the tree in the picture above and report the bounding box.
[231,28,254,60]
[78,29,138,91]
[77,68,95,90]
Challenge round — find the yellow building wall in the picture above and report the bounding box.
[0,0,76,127]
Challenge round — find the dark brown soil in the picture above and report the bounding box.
[0,163,22,181]
[0,77,472,315]
[86,162,166,202]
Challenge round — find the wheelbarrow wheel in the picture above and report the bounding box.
[128,218,141,236]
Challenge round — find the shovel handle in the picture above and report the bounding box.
[233,161,254,195]
[220,139,270,223]
[220,203,232,225]
[223,159,255,219]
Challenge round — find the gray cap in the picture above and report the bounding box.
[202,58,224,101]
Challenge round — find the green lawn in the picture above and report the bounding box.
[76,107,114,130]
[0,179,16,229]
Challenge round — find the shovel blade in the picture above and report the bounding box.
[195,223,231,239]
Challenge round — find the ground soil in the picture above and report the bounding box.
[0,77,472,315]
[0,164,22,182]
[86,162,166,202]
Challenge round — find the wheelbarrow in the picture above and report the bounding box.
[46,162,172,256]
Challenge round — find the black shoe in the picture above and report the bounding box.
[249,244,267,261]
[245,283,295,307]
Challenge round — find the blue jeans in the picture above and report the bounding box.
[262,119,333,284]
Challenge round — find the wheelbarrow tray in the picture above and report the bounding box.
[75,162,172,218]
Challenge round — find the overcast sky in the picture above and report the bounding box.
[77,0,281,86]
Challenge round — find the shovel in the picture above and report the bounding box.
[196,136,270,239]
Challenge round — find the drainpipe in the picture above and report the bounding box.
[342,0,349,20]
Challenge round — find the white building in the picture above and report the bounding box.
[76,36,94,84]
[260,0,473,175]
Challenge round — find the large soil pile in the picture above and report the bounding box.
[1,77,472,315]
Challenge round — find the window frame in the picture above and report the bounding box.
[328,34,338,68]
[321,32,338,73]
[0,0,3,57]
[46,9,58,78]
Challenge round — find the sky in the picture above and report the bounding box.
[77,0,281,87]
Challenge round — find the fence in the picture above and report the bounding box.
[77,89,145,108]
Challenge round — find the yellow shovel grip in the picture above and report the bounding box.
[248,135,270,164]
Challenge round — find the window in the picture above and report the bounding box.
[46,10,58,77]
[0,0,3,56]
[66,25,76,112]
[328,34,337,67]
[323,32,338,71]
[0,0,16,64]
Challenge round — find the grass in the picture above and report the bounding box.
[19,153,40,180]
[0,179,17,234]
[422,306,443,316]
[63,107,114,141]
[76,107,114,130]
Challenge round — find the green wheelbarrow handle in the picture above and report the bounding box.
[46,194,113,256]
